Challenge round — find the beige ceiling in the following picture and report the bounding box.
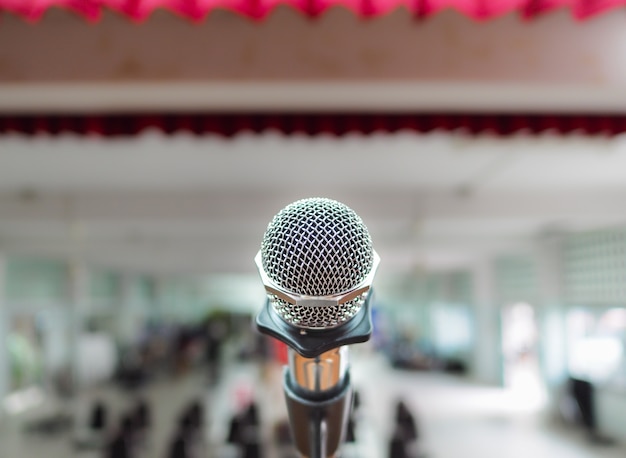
[3,8,626,113]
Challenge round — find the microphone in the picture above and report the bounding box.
[254,197,380,458]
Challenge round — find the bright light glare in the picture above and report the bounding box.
[3,386,45,415]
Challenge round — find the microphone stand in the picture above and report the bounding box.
[256,293,374,458]
[284,348,351,458]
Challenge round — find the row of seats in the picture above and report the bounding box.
[83,392,422,457]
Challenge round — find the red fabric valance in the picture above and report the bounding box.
[2,113,626,137]
[1,0,625,22]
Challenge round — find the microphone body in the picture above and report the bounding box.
[284,347,351,458]
[255,198,379,458]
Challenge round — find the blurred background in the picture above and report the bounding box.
[1,2,626,457]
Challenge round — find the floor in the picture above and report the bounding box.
[0,348,624,458]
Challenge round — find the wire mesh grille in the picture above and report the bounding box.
[564,229,626,303]
[270,294,366,329]
[261,197,374,296]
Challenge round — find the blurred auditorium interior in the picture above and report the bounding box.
[2,1,626,457]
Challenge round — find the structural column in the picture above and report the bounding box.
[117,273,134,345]
[68,258,89,390]
[471,257,503,386]
[0,253,8,421]
[153,276,166,323]
[534,234,568,409]
[117,273,149,345]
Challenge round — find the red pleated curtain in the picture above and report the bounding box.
[2,113,626,137]
[1,0,625,22]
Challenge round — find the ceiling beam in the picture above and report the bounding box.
[2,82,626,114]
[1,190,625,222]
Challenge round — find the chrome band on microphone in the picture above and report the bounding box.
[288,347,349,395]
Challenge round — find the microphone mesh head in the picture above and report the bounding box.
[260,197,374,329]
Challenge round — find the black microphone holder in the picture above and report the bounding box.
[255,292,374,359]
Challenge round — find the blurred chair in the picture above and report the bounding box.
[167,432,190,458]
[74,399,110,449]
[106,433,132,458]
[242,437,263,458]
[567,377,614,445]
[345,416,356,443]
[389,399,424,458]
[105,415,137,458]
[227,400,263,457]
[388,427,410,458]
[394,400,418,442]
[90,400,108,432]
[227,400,259,445]
[133,398,151,432]
[131,398,152,449]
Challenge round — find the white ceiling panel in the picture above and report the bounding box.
[1,131,626,274]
